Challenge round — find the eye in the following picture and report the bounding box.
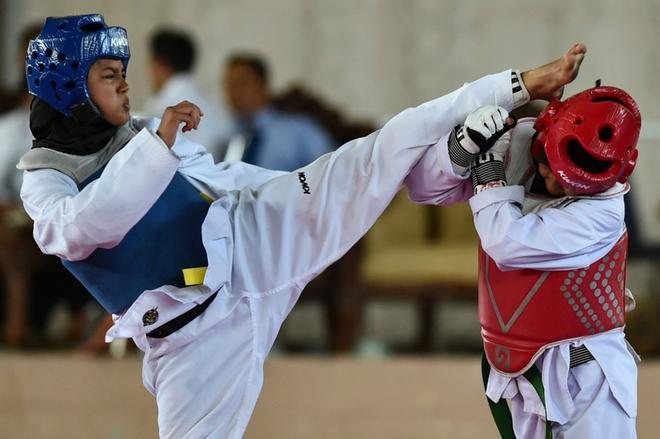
[598,125,613,142]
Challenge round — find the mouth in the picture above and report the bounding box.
[123,101,130,112]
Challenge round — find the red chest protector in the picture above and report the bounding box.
[479,233,628,376]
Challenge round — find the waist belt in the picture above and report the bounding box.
[569,344,595,368]
[147,292,218,338]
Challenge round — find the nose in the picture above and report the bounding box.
[119,78,129,94]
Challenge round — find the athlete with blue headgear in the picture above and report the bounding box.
[18,13,586,438]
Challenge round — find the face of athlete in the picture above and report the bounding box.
[87,58,130,126]
[537,162,577,197]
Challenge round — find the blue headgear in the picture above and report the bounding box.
[26,14,130,117]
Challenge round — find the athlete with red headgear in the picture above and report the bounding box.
[435,67,641,435]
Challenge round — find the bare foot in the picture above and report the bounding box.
[522,43,587,101]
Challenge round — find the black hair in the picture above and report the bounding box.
[226,52,270,84]
[150,28,196,72]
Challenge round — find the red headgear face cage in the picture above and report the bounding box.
[531,86,641,195]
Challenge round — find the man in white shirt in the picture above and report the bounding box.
[142,28,232,160]
[0,22,49,348]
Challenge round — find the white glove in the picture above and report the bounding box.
[470,131,512,194]
[448,105,515,175]
[489,130,512,159]
[463,105,511,153]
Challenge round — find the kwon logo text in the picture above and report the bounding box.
[298,172,311,194]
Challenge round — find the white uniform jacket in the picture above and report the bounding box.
[424,119,638,435]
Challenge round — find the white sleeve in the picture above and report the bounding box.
[405,69,519,204]
[469,186,626,271]
[404,132,473,206]
[228,70,517,295]
[20,128,180,261]
[170,131,287,196]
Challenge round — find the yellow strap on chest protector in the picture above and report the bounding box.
[200,192,214,204]
[182,267,207,286]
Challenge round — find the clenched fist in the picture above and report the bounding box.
[447,105,515,176]
[156,101,204,148]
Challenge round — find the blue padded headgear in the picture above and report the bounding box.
[26,14,130,117]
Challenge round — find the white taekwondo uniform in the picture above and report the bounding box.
[419,118,638,438]
[20,70,522,438]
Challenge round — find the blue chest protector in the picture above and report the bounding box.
[62,171,211,314]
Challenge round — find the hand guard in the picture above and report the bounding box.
[470,131,512,194]
[448,105,515,175]
[471,153,506,194]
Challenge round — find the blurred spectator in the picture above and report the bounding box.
[0,23,42,200]
[222,53,333,171]
[142,28,232,160]
[272,84,375,147]
[0,22,42,347]
[0,22,93,348]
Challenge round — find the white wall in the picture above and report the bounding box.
[4,0,660,124]
[6,1,659,243]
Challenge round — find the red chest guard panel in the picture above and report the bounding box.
[479,233,628,376]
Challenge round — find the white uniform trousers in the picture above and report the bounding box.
[140,285,298,438]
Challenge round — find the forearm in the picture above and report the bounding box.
[21,128,180,260]
[404,133,473,205]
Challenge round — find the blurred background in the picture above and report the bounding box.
[1,0,659,438]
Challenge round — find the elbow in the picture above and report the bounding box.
[33,223,97,262]
[407,188,467,206]
[480,237,521,269]
[481,240,505,265]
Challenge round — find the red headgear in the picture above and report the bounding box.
[531,86,641,195]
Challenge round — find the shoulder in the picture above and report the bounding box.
[22,166,78,197]
[531,191,626,233]
[17,148,81,182]
[17,118,150,183]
